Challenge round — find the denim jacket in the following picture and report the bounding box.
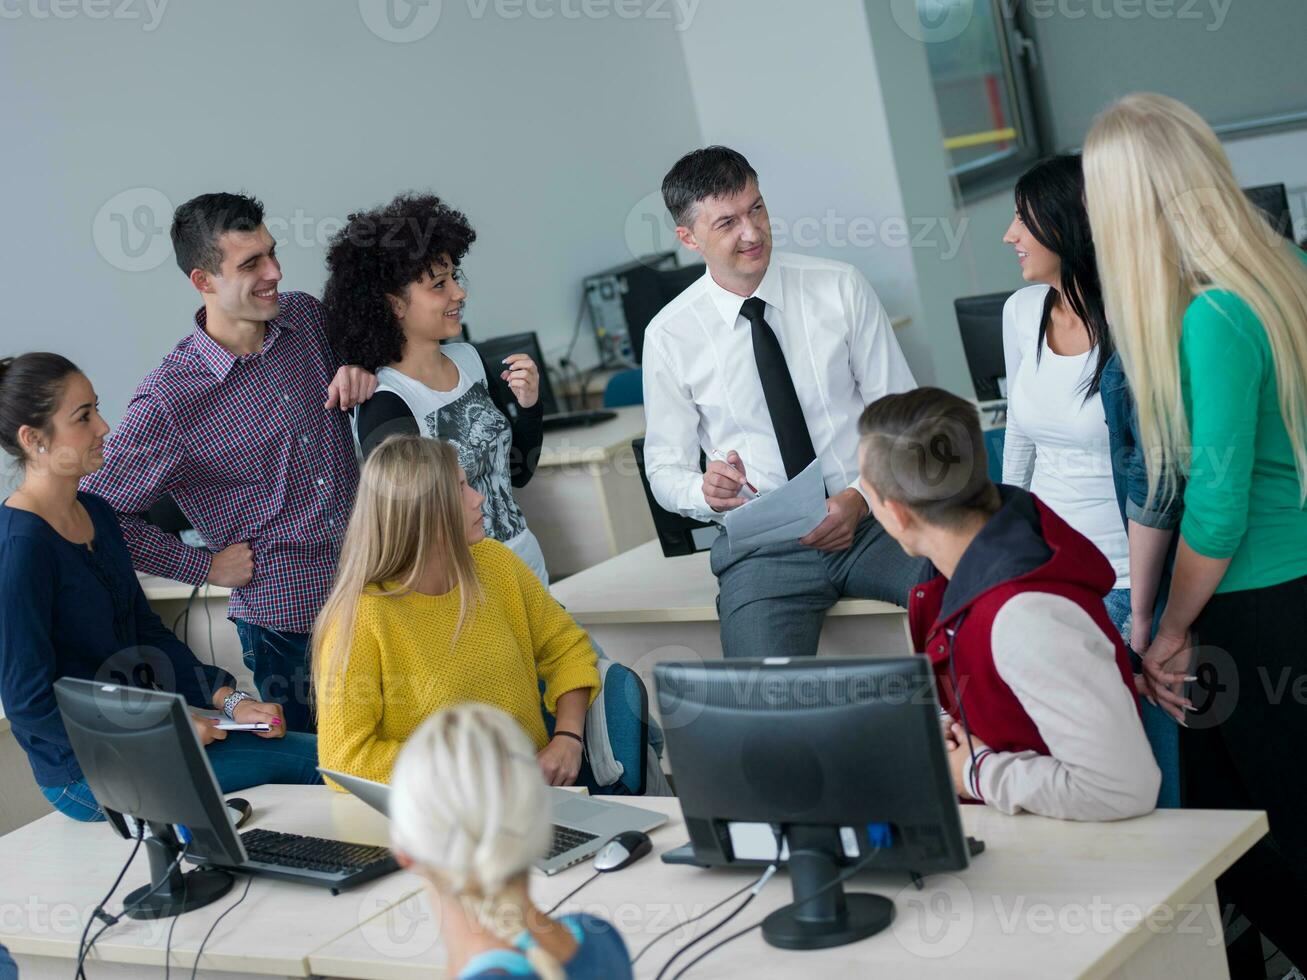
[1100,352,1185,532]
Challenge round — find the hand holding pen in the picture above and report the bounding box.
[703,449,758,512]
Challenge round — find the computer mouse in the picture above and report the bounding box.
[593,830,652,872]
[226,797,252,830]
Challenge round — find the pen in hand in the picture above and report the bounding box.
[709,449,759,499]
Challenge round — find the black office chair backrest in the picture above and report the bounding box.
[631,438,719,557]
[1242,183,1296,243]
[954,291,1014,402]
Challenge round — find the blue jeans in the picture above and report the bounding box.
[1104,588,1181,809]
[40,732,323,822]
[233,619,315,734]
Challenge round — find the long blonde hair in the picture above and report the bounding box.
[1083,92,1307,509]
[312,436,482,700]
[390,704,562,980]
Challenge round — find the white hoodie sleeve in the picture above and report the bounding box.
[966,592,1161,821]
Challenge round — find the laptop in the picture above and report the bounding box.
[320,768,668,875]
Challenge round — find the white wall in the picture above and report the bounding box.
[674,0,938,384]
[0,0,702,445]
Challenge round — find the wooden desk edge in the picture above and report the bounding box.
[1080,810,1270,980]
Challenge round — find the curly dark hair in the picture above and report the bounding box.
[323,193,476,372]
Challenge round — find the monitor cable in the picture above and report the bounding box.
[653,826,784,980]
[544,871,601,917]
[188,872,253,980]
[629,877,755,966]
[666,845,885,980]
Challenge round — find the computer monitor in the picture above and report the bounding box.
[53,678,246,918]
[955,291,1013,402]
[654,657,971,951]
[1243,183,1296,242]
[472,331,561,416]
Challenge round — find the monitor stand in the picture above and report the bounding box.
[124,823,235,920]
[761,827,894,951]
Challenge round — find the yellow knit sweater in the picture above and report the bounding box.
[316,539,599,786]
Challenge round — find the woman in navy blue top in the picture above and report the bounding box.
[0,353,320,822]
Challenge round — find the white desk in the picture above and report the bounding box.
[551,540,911,723]
[0,785,425,980]
[0,787,1267,979]
[515,405,656,579]
[310,795,1266,980]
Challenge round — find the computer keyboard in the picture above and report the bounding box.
[548,825,599,859]
[540,410,617,432]
[236,828,398,891]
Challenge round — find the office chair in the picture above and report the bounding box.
[540,661,653,795]
[602,368,644,408]
[631,437,719,557]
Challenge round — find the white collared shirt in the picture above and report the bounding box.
[643,251,916,523]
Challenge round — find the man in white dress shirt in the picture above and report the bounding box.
[643,146,930,658]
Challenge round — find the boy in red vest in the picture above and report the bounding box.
[858,388,1159,820]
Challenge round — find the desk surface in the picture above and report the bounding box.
[137,573,231,603]
[536,404,646,467]
[310,795,1266,980]
[0,784,423,978]
[552,539,903,624]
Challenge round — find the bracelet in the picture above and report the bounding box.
[222,690,255,720]
[552,730,584,745]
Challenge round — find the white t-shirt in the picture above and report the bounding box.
[356,343,549,586]
[1001,285,1129,590]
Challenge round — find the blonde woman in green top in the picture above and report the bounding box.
[1085,93,1307,973]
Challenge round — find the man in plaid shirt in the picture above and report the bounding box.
[81,192,377,733]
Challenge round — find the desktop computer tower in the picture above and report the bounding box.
[583,253,704,366]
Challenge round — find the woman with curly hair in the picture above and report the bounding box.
[323,193,549,584]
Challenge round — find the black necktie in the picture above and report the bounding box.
[740,297,817,480]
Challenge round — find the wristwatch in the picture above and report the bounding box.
[222,690,256,720]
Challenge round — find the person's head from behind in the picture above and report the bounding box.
[857,388,999,562]
[0,353,109,481]
[172,192,281,324]
[322,193,476,372]
[312,436,485,696]
[1083,92,1307,502]
[390,704,562,977]
[662,146,770,293]
[1004,154,1113,395]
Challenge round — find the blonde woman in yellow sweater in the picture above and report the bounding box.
[313,435,598,788]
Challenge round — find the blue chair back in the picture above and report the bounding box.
[602,369,644,408]
[539,661,650,795]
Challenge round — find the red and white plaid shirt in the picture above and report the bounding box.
[81,291,359,633]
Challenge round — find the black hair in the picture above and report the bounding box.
[171,192,266,276]
[858,388,999,530]
[322,193,477,373]
[661,146,759,227]
[1013,154,1114,398]
[0,352,82,464]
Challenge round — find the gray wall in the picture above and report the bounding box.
[1027,0,1307,150]
[0,0,702,440]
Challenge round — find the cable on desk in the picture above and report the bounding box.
[544,871,601,916]
[667,846,886,980]
[75,823,144,980]
[653,865,776,980]
[630,877,755,965]
[189,873,253,980]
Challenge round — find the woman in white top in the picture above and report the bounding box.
[323,193,550,585]
[1001,155,1130,630]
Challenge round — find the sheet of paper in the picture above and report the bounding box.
[722,458,828,553]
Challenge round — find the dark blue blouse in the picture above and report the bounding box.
[0,492,233,787]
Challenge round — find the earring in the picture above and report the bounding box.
[37,446,47,454]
